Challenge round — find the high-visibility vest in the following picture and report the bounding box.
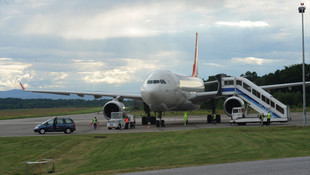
[125,118,129,123]
[267,113,271,119]
[93,119,97,124]
[184,113,187,120]
[213,114,216,120]
[261,114,264,120]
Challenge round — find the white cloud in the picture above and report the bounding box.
[216,21,269,28]
[231,57,277,65]
[21,3,171,40]
[20,1,216,40]
[203,62,226,68]
[0,57,32,90]
[76,58,157,85]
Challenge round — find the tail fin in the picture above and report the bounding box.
[192,32,198,77]
[19,82,25,91]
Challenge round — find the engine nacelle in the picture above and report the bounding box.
[223,96,244,117]
[102,100,125,120]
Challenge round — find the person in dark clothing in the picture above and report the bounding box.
[53,117,57,131]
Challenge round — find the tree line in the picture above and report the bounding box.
[0,98,135,110]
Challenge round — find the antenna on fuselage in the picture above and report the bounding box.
[192,32,198,77]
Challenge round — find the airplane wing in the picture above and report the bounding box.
[19,83,142,100]
[192,80,310,103]
[204,79,310,90]
[188,91,219,103]
[260,81,310,90]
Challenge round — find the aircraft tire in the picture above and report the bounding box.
[207,115,212,123]
[142,117,148,125]
[216,114,221,123]
[161,120,165,127]
[156,120,160,127]
[150,116,156,125]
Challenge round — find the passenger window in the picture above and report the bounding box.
[236,80,242,86]
[243,83,251,92]
[276,105,284,114]
[57,119,64,124]
[252,89,260,99]
[47,119,53,125]
[224,80,234,85]
[65,119,73,124]
[271,101,275,108]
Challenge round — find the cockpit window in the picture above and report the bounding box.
[147,79,167,84]
[153,80,160,84]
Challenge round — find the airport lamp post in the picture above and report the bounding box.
[299,3,307,126]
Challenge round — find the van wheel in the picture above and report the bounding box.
[39,129,46,134]
[65,128,72,134]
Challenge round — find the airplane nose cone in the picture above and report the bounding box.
[141,85,163,105]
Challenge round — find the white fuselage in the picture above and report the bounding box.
[140,70,205,112]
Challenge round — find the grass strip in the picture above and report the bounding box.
[0,107,102,120]
[0,126,310,175]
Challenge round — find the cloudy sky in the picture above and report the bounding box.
[0,0,309,94]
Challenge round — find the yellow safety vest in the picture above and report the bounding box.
[267,113,271,119]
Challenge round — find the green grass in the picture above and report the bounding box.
[0,107,102,120]
[1,126,310,175]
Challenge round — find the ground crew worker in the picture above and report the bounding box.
[267,111,271,126]
[91,117,99,129]
[184,113,188,126]
[125,116,130,129]
[53,116,57,131]
[213,113,217,125]
[260,113,264,126]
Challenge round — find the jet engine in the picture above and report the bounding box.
[102,100,125,120]
[223,96,244,117]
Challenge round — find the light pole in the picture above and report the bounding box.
[298,3,306,126]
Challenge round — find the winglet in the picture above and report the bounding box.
[19,82,25,91]
[192,32,198,77]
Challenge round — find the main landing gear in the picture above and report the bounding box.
[141,104,165,127]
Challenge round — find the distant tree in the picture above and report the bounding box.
[240,71,258,82]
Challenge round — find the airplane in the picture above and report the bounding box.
[20,33,310,127]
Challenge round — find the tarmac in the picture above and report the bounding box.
[0,112,309,137]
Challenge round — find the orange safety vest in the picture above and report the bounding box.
[125,118,129,123]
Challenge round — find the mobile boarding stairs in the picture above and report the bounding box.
[219,76,289,124]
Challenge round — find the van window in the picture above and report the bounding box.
[47,119,53,125]
[57,119,64,124]
[65,119,73,124]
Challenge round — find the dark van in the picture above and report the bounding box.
[34,117,76,134]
